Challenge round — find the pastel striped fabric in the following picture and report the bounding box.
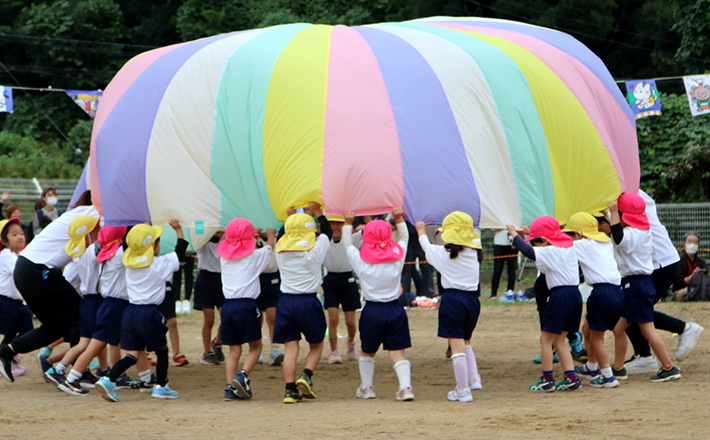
[89,16,639,246]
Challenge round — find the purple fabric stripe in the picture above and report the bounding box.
[355,26,481,226]
[95,32,236,225]
[68,159,89,209]
[425,19,634,125]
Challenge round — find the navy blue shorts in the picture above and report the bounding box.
[158,287,176,320]
[0,295,33,336]
[586,283,623,331]
[273,294,326,344]
[79,294,104,338]
[438,289,481,340]
[541,286,583,335]
[193,270,225,310]
[359,300,411,353]
[322,272,361,311]
[92,297,129,346]
[621,275,655,324]
[120,304,168,352]
[220,298,262,346]
[257,272,282,310]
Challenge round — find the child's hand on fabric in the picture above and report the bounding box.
[392,208,405,223]
[287,207,296,217]
[168,220,181,231]
[505,224,518,237]
[344,212,355,226]
[415,221,426,236]
[308,201,323,217]
[607,201,618,212]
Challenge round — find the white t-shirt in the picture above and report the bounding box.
[276,235,330,294]
[99,247,128,300]
[534,246,579,289]
[639,190,681,269]
[21,205,99,269]
[125,252,180,305]
[420,235,479,291]
[0,248,22,301]
[572,239,621,286]
[197,241,221,273]
[613,227,654,277]
[221,246,272,299]
[494,229,512,246]
[324,232,362,273]
[343,223,408,302]
[74,243,101,295]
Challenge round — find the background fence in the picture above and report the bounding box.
[1,178,708,269]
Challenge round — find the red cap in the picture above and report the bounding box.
[526,215,573,248]
[217,218,257,260]
[617,192,650,230]
[97,226,127,263]
[360,220,405,264]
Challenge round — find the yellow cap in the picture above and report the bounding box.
[326,214,345,223]
[122,224,164,268]
[437,211,481,249]
[65,216,100,258]
[276,213,317,252]
[561,212,610,243]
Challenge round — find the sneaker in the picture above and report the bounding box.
[211,338,224,362]
[182,300,191,315]
[555,377,582,391]
[115,374,140,390]
[58,378,89,396]
[0,345,15,383]
[270,348,285,366]
[134,374,157,393]
[152,384,179,399]
[590,375,619,388]
[296,374,317,399]
[625,355,659,374]
[175,300,183,315]
[568,332,587,362]
[89,359,99,369]
[612,366,628,380]
[533,352,559,364]
[79,369,99,389]
[95,377,119,402]
[232,371,253,399]
[172,353,189,367]
[447,387,473,402]
[36,353,52,382]
[328,351,343,365]
[445,346,452,359]
[650,366,681,383]
[396,386,415,401]
[224,385,240,401]
[257,353,264,364]
[529,377,555,392]
[346,340,358,361]
[675,322,704,362]
[146,355,156,367]
[469,379,482,390]
[356,384,376,399]
[11,356,27,377]
[44,367,65,386]
[499,290,515,304]
[200,351,220,365]
[39,346,53,357]
[514,290,533,303]
[283,388,303,404]
[574,365,600,380]
[95,368,110,377]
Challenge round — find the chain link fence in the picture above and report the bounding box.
[0,178,78,224]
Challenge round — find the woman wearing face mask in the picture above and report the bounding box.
[673,233,707,299]
[33,188,65,236]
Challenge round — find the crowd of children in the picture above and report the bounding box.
[0,190,705,404]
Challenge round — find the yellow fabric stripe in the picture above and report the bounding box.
[263,25,332,220]
[463,31,621,221]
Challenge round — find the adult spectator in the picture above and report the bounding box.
[490,228,517,299]
[672,233,707,300]
[33,187,64,236]
[5,204,34,244]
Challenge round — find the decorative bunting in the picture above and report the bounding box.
[0,86,13,113]
[65,89,102,118]
[683,75,710,117]
[625,79,661,119]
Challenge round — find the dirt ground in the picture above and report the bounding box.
[1,300,709,439]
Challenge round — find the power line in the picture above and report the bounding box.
[0,33,157,50]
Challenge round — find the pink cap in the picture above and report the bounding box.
[97,226,127,263]
[359,220,404,264]
[617,192,650,230]
[217,218,257,260]
[526,215,573,248]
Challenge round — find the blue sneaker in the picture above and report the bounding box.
[96,377,119,402]
[115,374,140,390]
[569,332,588,362]
[152,384,179,399]
[574,365,601,380]
[590,375,619,388]
[89,359,99,369]
[232,370,253,399]
[533,352,559,364]
[36,354,53,382]
[44,367,65,386]
[498,290,515,304]
[224,385,240,401]
[39,346,53,357]
[529,377,555,392]
[555,376,582,391]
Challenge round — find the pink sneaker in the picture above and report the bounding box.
[396,386,414,401]
[328,351,343,365]
[346,340,358,361]
[447,387,473,402]
[11,356,27,377]
[356,384,376,399]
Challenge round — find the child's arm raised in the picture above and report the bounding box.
[309,201,333,240]
[169,220,188,261]
[341,211,355,248]
[607,200,624,245]
[506,223,535,261]
[265,228,276,248]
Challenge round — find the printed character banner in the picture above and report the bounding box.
[683,75,710,117]
[65,89,102,118]
[0,86,13,113]
[625,79,661,119]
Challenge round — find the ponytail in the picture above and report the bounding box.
[444,243,464,260]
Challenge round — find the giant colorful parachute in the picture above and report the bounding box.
[83,16,639,248]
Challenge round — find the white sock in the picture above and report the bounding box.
[139,369,152,383]
[586,362,599,371]
[465,345,480,383]
[393,360,411,389]
[67,369,82,382]
[56,361,67,374]
[451,354,469,391]
[601,366,613,378]
[358,356,375,386]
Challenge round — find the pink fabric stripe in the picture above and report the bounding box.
[430,22,639,192]
[322,25,404,215]
[89,44,186,214]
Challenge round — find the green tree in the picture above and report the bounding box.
[672,0,710,69]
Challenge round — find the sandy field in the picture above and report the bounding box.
[1,299,708,440]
